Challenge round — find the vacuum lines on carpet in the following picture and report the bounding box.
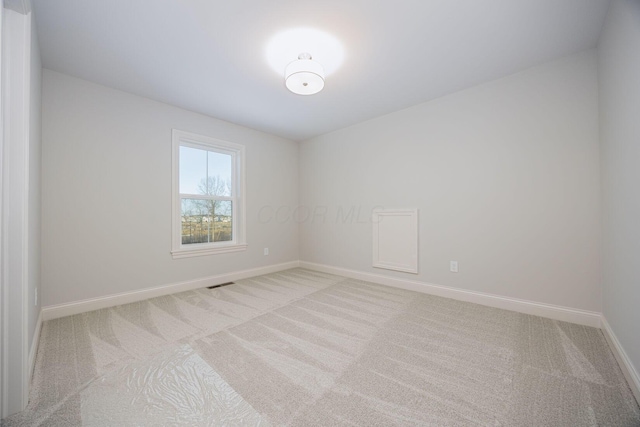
[2,269,638,426]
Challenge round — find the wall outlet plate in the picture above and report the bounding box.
[450,261,459,273]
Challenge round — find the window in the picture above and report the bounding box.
[172,130,246,258]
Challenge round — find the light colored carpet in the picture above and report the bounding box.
[2,268,638,426]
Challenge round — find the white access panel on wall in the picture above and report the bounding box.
[372,209,418,274]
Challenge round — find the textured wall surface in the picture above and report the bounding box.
[300,51,601,311]
[598,0,640,386]
[41,70,299,306]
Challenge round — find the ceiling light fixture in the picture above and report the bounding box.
[285,52,324,95]
[266,28,344,96]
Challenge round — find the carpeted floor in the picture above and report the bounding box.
[2,268,639,426]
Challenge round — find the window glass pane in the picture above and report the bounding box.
[181,198,210,245]
[207,151,232,197]
[210,200,232,242]
[179,146,207,195]
[181,199,232,244]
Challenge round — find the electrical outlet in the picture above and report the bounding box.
[450,261,459,273]
[264,248,269,256]
[35,288,38,306]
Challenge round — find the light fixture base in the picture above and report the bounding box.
[285,52,325,95]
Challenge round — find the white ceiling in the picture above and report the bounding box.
[32,0,611,141]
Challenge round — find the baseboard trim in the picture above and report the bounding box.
[300,261,602,328]
[41,261,300,321]
[601,316,640,404]
[40,259,603,328]
[37,261,639,405]
[28,310,42,384]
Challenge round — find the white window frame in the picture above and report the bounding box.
[171,129,246,259]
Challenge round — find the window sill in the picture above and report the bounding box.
[171,243,248,259]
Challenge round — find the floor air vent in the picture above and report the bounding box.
[206,282,234,289]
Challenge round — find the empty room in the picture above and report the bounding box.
[1,0,639,425]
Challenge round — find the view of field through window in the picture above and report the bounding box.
[179,145,233,244]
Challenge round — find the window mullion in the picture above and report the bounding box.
[179,193,232,201]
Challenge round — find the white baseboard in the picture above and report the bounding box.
[41,261,300,321]
[35,259,639,406]
[601,316,640,404]
[299,261,602,328]
[41,259,602,328]
[28,310,42,384]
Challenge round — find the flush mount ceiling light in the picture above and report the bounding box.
[285,52,324,95]
[266,28,345,96]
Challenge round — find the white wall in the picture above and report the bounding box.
[28,11,41,354]
[299,50,601,311]
[41,70,298,307]
[598,0,640,382]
